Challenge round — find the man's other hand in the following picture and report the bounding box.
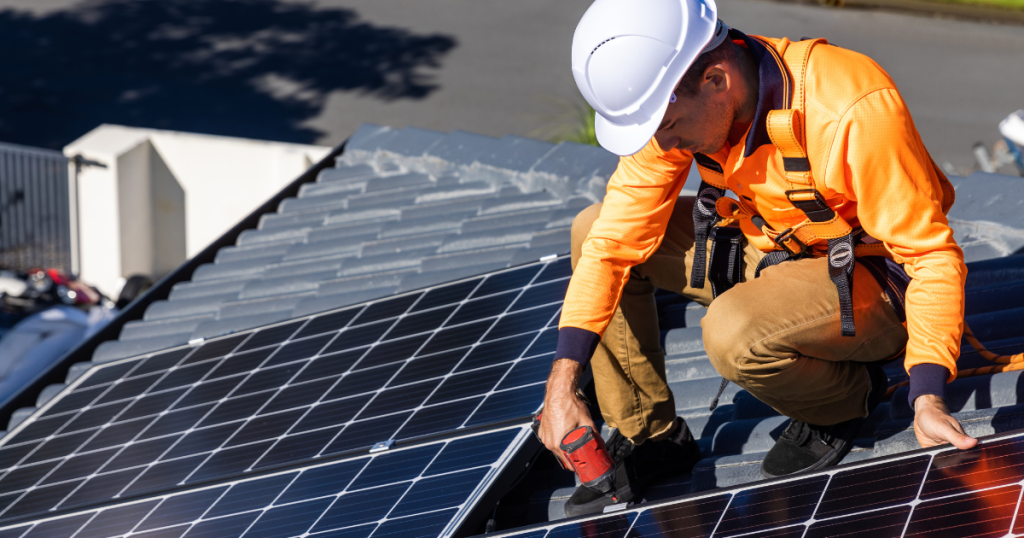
[540,359,596,468]
[913,394,977,450]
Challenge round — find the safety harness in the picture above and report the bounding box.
[690,38,860,337]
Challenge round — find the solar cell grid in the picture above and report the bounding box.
[0,259,570,523]
[0,426,529,538]
[486,431,1024,538]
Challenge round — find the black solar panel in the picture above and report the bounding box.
[0,425,530,538]
[486,431,1024,538]
[0,258,570,527]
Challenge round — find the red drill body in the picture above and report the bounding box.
[532,414,616,495]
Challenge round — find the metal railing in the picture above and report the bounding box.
[0,142,72,273]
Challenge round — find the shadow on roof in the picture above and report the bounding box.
[0,0,457,149]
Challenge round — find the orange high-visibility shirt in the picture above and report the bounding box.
[556,32,965,385]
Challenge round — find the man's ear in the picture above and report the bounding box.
[701,64,730,95]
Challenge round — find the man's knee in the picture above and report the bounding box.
[571,203,603,270]
[702,291,762,382]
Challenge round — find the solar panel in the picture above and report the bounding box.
[0,258,570,524]
[0,425,531,538]
[485,430,1024,538]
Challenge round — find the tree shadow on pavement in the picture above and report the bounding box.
[0,0,457,149]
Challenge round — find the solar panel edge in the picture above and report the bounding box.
[442,425,539,538]
[478,428,1024,537]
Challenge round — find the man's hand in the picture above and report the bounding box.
[913,394,977,450]
[539,359,595,468]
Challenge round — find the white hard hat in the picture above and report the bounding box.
[572,0,723,156]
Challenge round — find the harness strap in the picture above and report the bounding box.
[827,235,857,336]
[690,180,725,290]
[755,250,793,278]
[708,226,744,297]
[766,109,813,191]
[768,38,857,337]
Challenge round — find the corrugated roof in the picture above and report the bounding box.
[4,123,1023,535]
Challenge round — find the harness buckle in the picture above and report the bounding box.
[774,227,808,256]
[785,189,827,207]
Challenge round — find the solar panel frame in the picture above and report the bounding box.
[0,258,569,525]
[0,425,537,538]
[482,429,1024,538]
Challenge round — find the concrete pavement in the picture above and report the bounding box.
[0,0,1020,171]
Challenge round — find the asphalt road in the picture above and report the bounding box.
[1,0,1021,172]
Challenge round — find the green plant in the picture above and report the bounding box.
[559,104,599,146]
[541,101,599,147]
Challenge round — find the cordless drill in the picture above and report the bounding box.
[532,413,618,498]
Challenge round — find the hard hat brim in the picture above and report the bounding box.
[594,96,671,157]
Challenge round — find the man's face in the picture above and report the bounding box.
[652,78,735,155]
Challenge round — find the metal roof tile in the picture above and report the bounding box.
[476,135,556,173]
[280,241,362,264]
[363,172,434,193]
[438,227,537,253]
[425,130,501,167]
[92,334,194,364]
[359,233,450,258]
[168,278,254,301]
[143,293,242,321]
[341,123,396,154]
[378,214,471,239]
[190,258,275,280]
[478,191,562,215]
[315,163,376,183]
[278,191,351,212]
[214,243,293,264]
[529,142,619,182]
[119,315,216,341]
[291,288,398,318]
[261,255,351,279]
[315,270,415,297]
[338,248,437,277]
[217,294,312,319]
[237,270,341,300]
[379,126,445,157]
[235,226,311,246]
[189,312,299,340]
[322,208,402,226]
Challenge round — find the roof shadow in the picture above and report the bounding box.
[0,0,457,149]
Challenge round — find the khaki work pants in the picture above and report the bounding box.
[571,199,908,443]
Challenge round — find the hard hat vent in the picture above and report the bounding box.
[591,37,617,55]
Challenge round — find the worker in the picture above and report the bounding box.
[538,0,978,517]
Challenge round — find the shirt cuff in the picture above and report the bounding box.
[554,327,601,366]
[907,363,950,411]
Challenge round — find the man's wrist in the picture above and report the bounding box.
[914,393,946,414]
[548,358,583,393]
[908,363,949,411]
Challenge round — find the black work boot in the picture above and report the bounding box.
[563,416,701,517]
[760,364,888,479]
